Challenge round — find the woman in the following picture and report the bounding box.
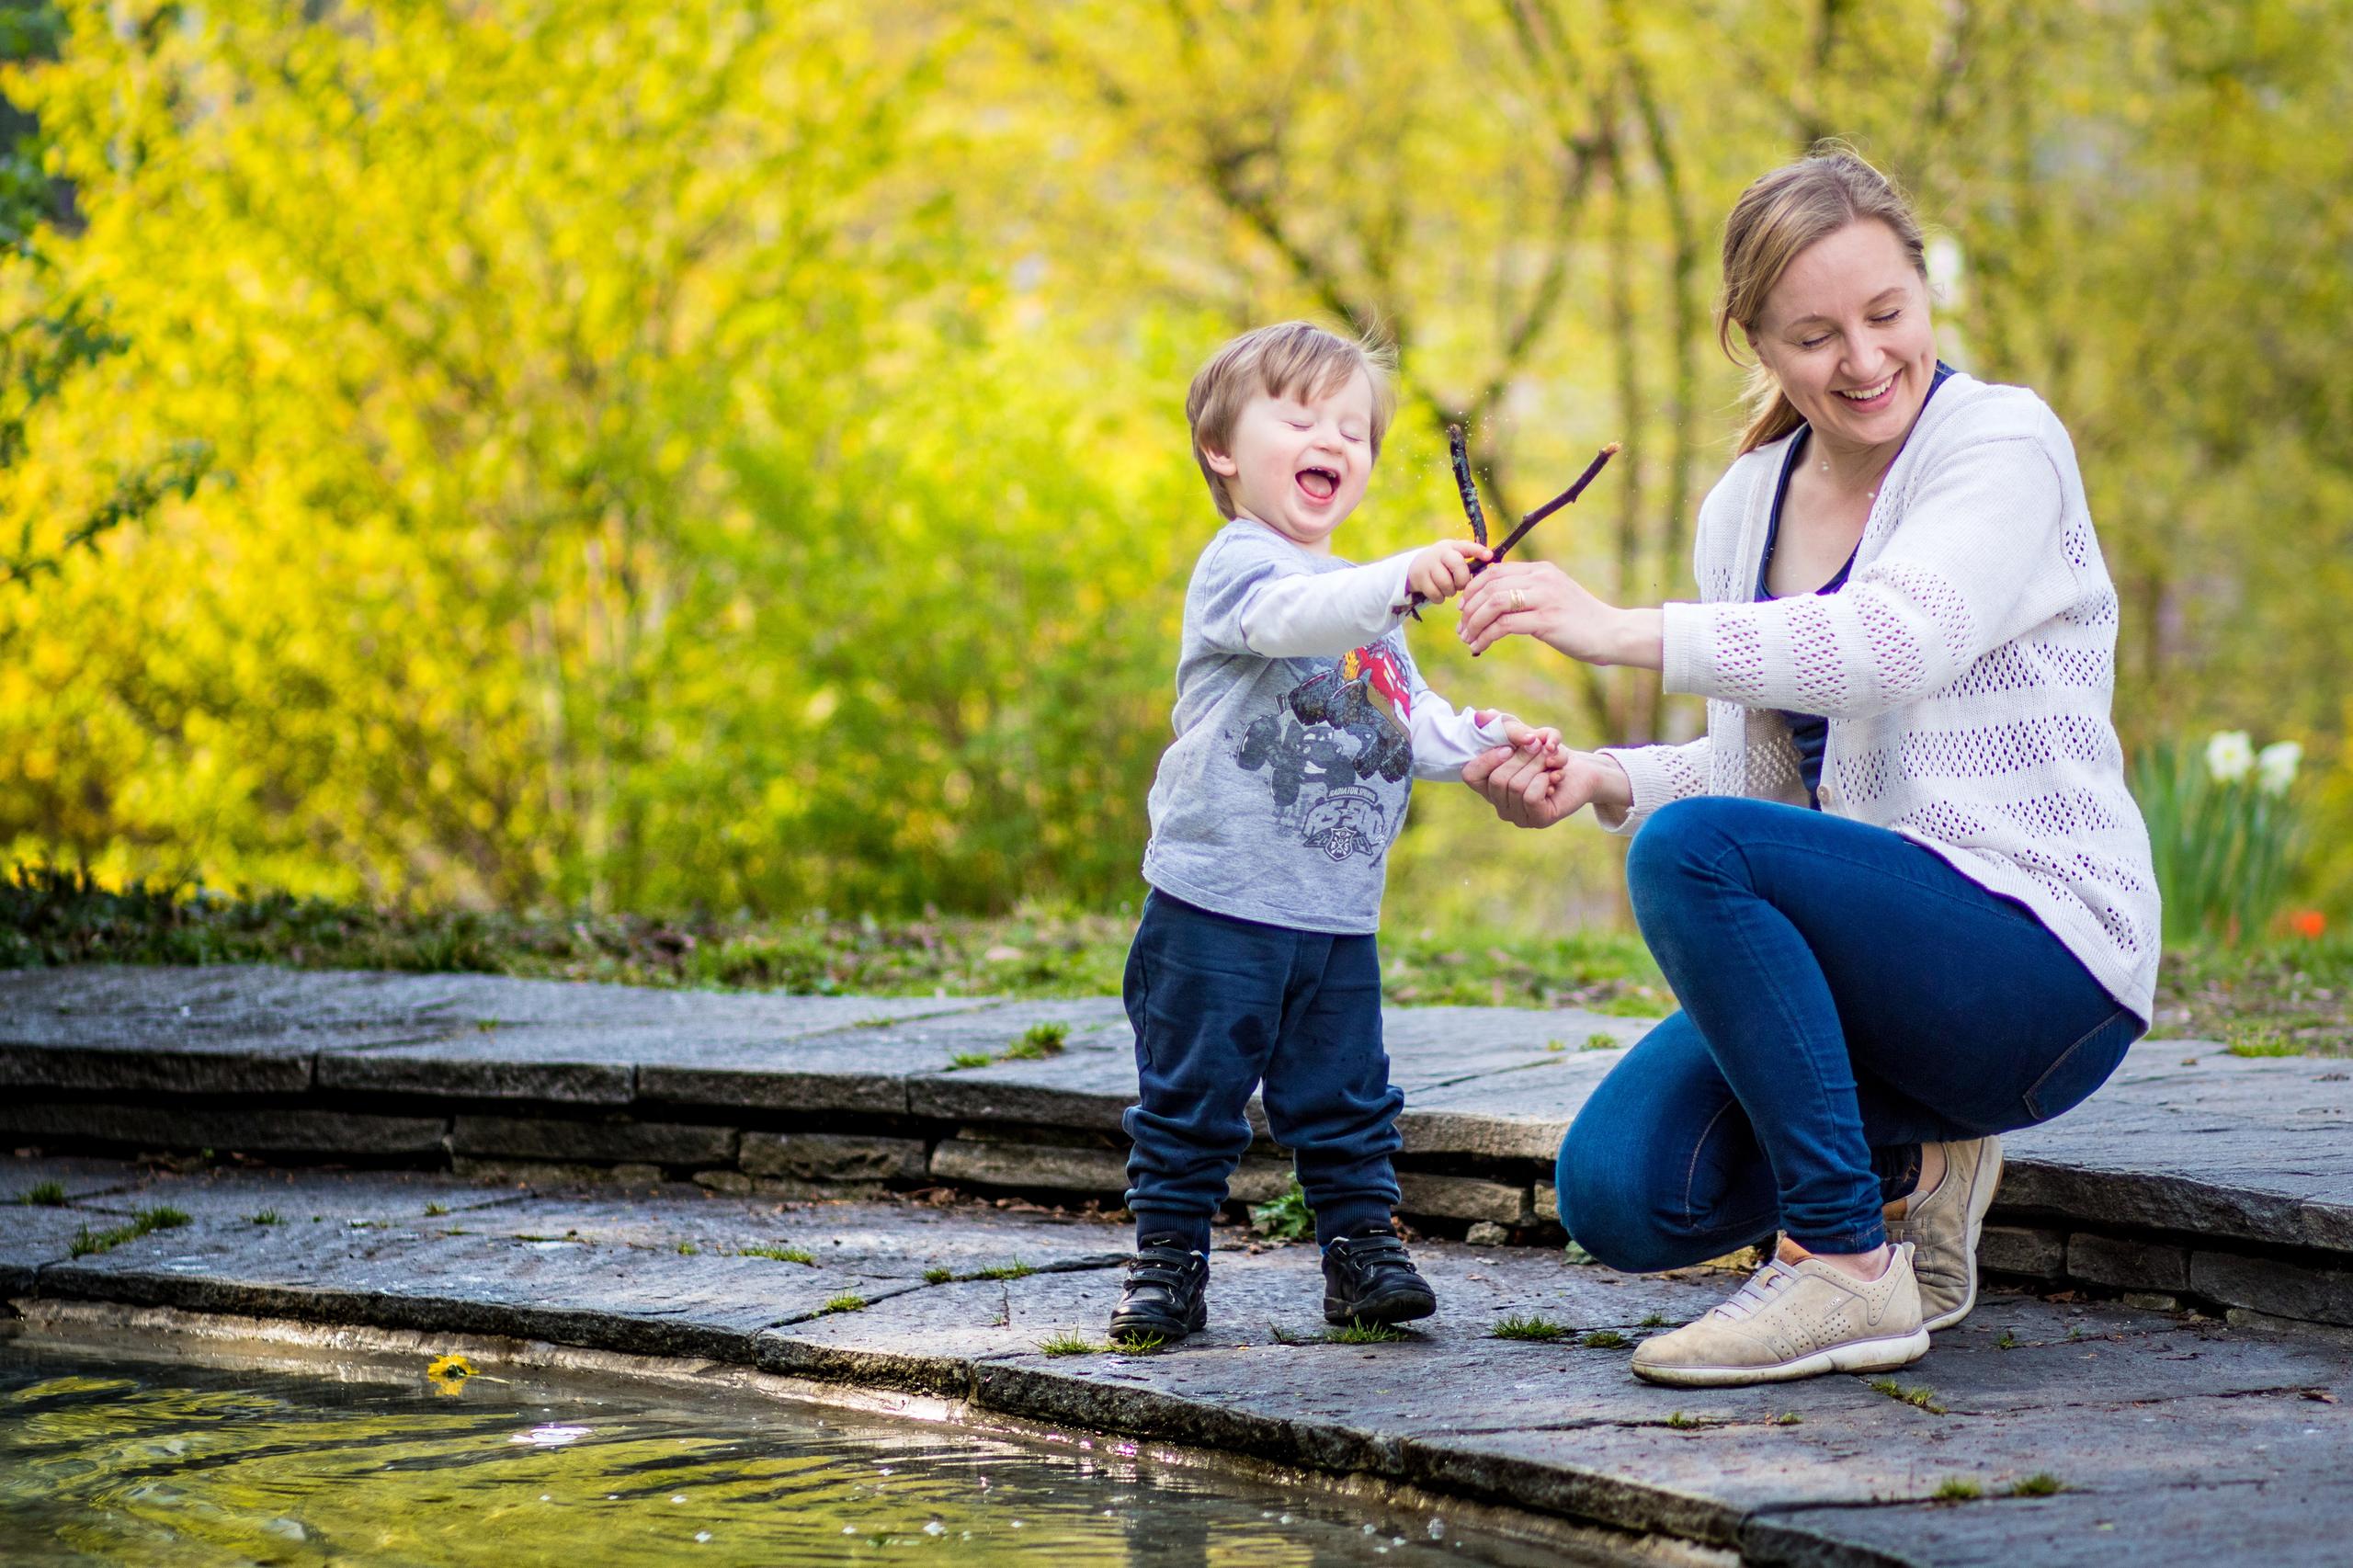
[1456,148,2158,1388]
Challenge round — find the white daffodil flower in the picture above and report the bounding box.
[2256,740,2302,797]
[2205,730,2255,785]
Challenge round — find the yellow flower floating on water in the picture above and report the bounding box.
[424,1352,507,1395]
[426,1353,475,1383]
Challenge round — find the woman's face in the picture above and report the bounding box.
[1750,219,1938,454]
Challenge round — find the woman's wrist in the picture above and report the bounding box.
[1593,607,1664,670]
[1587,750,1635,824]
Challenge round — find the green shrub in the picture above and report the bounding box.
[1250,1179,1313,1242]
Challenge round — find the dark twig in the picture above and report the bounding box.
[1449,423,1490,547]
[1399,441,1620,619]
[1490,442,1620,561]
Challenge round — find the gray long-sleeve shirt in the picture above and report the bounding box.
[1141,518,1506,934]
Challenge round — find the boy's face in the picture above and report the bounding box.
[1203,369,1375,552]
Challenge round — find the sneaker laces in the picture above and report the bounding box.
[1712,1257,1801,1322]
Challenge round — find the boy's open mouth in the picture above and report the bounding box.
[1296,465,1340,501]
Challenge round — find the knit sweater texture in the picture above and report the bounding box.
[1599,371,2161,1020]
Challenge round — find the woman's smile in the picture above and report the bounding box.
[1836,372,1899,410]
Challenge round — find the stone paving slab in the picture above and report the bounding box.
[8,965,2353,1281]
[1752,1469,2353,1568]
[6,1159,2351,1565]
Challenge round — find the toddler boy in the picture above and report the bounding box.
[1112,321,1563,1343]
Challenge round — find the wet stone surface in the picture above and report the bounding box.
[6,1154,2350,1566]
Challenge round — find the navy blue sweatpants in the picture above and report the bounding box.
[1120,890,1404,1252]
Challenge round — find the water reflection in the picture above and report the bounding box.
[0,1336,1569,1566]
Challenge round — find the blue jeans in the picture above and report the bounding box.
[1122,891,1403,1252]
[1559,797,2143,1267]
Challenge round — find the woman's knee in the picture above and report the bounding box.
[1624,796,1745,915]
[1553,1136,1699,1276]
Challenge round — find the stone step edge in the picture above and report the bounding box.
[1,1275,1907,1568]
[11,1088,2352,1280]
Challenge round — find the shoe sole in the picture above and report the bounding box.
[1921,1139,2005,1334]
[1323,1290,1437,1327]
[1108,1301,1208,1345]
[1631,1327,1931,1388]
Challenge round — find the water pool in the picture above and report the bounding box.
[0,1329,1605,1566]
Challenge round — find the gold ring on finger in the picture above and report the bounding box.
[1508,587,1529,612]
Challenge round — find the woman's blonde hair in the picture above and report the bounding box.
[1717,143,1928,456]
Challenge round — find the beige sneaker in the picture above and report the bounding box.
[1630,1241,1929,1388]
[1885,1136,2003,1332]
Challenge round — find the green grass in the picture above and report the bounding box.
[422,1202,449,1217]
[1036,1332,1102,1357]
[1932,1477,1984,1501]
[1580,1329,1631,1349]
[1491,1313,1573,1342]
[11,862,2340,1050]
[676,1241,699,1256]
[2009,1473,2065,1497]
[948,1051,993,1070]
[1638,1313,1668,1328]
[922,1265,953,1284]
[1870,1378,1949,1415]
[1665,1411,1702,1430]
[823,1292,868,1313]
[12,1181,67,1206]
[1995,1328,2020,1349]
[742,1244,817,1265]
[1325,1321,1410,1344]
[2222,1024,2307,1058]
[1582,1032,1621,1051]
[0,865,1671,1012]
[1772,1413,1802,1426]
[1002,1021,1069,1060]
[2155,930,2353,1057]
[1108,1332,1168,1354]
[972,1260,1035,1280]
[248,1210,282,1225]
[68,1206,191,1257]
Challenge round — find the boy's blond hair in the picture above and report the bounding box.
[1185,322,1398,519]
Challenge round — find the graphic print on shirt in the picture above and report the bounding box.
[1234,642,1414,862]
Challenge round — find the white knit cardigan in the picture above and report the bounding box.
[1599,371,2161,1020]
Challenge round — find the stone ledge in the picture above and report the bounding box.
[10,1165,2349,1568]
[450,1115,738,1166]
[741,1131,927,1185]
[7,964,2352,1314]
[1,1099,449,1157]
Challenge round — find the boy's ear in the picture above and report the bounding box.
[1199,440,1239,478]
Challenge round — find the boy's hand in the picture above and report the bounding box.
[1407,539,1493,607]
[1469,710,1565,765]
[1502,720,1565,762]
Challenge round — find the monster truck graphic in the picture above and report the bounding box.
[1233,643,1414,862]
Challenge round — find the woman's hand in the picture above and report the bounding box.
[1456,562,1662,668]
[1461,745,1632,830]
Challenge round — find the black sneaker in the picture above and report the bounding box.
[1322,1227,1437,1325]
[1108,1238,1209,1344]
